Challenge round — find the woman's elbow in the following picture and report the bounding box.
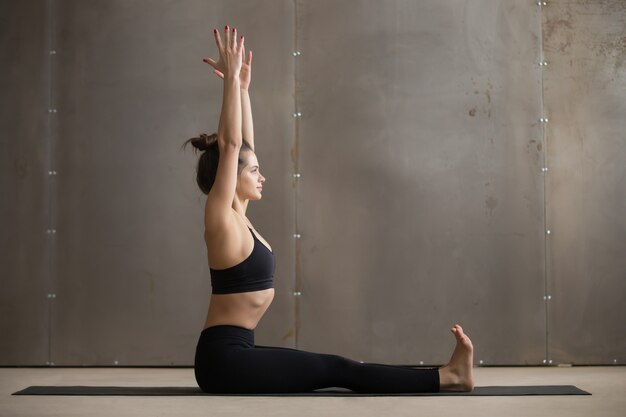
[219,135,242,149]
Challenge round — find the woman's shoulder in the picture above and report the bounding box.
[204,209,251,247]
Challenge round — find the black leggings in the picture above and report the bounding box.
[194,325,440,393]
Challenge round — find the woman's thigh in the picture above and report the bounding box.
[219,346,350,393]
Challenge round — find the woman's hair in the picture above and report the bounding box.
[181,133,253,195]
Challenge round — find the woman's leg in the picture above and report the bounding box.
[217,344,439,393]
[250,324,474,393]
[196,324,473,393]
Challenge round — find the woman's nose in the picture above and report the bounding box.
[260,175,265,183]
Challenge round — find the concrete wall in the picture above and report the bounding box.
[1,0,624,366]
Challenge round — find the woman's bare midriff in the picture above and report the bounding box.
[203,288,274,330]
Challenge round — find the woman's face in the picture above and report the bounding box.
[237,151,265,201]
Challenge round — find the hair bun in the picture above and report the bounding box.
[193,133,218,152]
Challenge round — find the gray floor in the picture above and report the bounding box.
[1,367,624,417]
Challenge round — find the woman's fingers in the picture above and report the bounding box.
[224,25,230,50]
[213,28,223,51]
[239,34,245,53]
[247,50,252,66]
[215,24,245,53]
[203,57,217,68]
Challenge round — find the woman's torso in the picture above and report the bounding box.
[203,217,274,331]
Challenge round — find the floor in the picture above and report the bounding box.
[0,366,624,417]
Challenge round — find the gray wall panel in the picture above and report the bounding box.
[543,0,626,364]
[0,0,51,365]
[49,0,294,365]
[3,0,624,366]
[296,0,546,365]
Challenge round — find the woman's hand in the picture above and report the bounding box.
[203,25,244,80]
[207,45,253,90]
[238,49,252,91]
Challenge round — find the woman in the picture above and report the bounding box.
[185,25,474,394]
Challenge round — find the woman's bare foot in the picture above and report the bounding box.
[438,324,475,392]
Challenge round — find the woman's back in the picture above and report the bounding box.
[202,211,275,331]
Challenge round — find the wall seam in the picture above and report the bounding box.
[293,0,301,349]
[538,2,550,365]
[45,0,54,367]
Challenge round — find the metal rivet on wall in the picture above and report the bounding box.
[293,234,302,239]
[541,167,549,172]
[292,51,302,56]
[114,360,119,365]
[546,229,551,235]
[48,171,57,176]
[543,295,552,300]
[539,117,549,123]
[293,291,302,296]
[479,360,484,365]
[539,61,548,66]
[292,173,302,179]
[537,1,547,5]
[48,109,57,113]
[50,50,57,55]
[46,229,57,235]
[292,112,302,118]
[419,361,424,365]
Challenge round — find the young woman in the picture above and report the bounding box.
[185,25,474,394]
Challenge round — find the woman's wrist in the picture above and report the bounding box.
[223,74,240,83]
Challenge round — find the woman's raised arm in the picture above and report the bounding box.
[202,25,244,228]
[206,46,254,151]
[240,50,254,151]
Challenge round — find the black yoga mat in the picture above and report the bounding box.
[13,385,590,396]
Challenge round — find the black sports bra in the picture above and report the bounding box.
[210,227,275,294]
